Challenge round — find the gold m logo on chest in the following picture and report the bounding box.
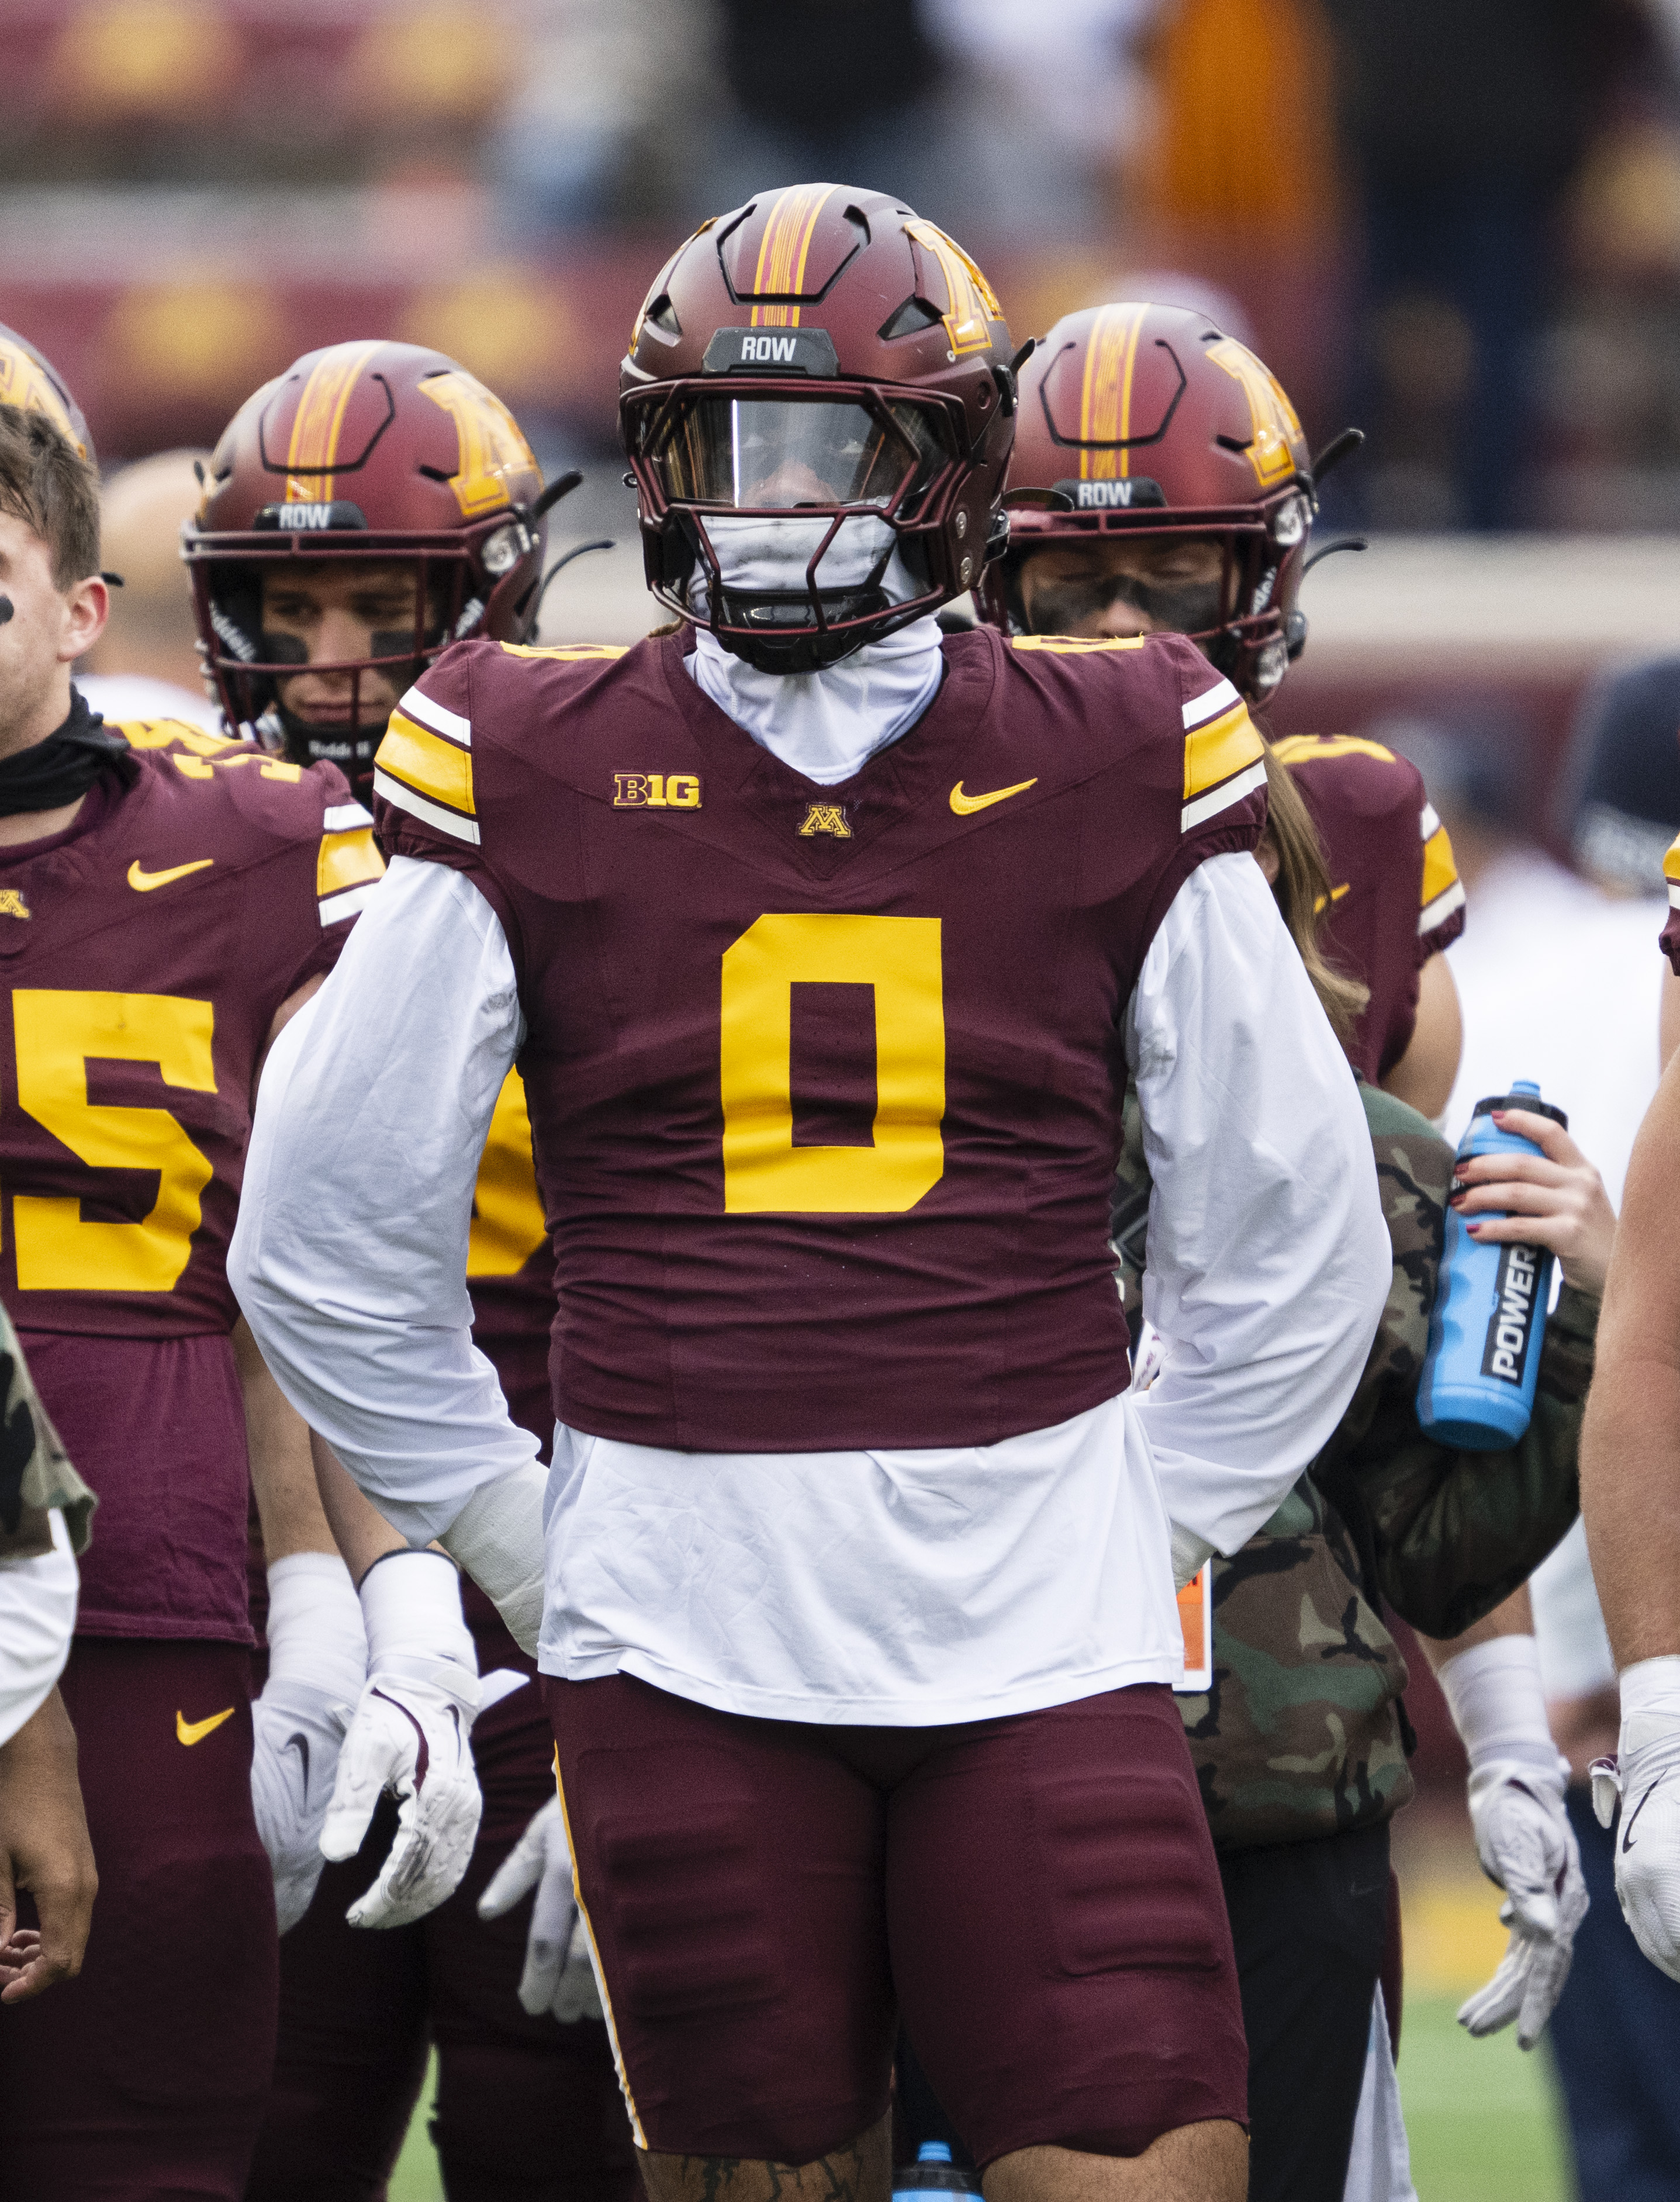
[613,772,701,810]
[798,804,851,838]
[0,890,30,919]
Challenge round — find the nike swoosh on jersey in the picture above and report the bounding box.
[177,1705,236,1746]
[949,777,1038,815]
[129,858,215,893]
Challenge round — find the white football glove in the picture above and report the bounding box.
[250,1551,367,1934]
[321,1548,483,1930]
[478,1796,602,2023]
[1439,1634,1587,2049]
[1592,1655,1680,1984]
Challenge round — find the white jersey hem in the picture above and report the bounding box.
[536,1644,1181,1727]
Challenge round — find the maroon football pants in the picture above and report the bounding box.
[244,1682,638,2202]
[548,1672,1249,2170]
[0,1636,278,2202]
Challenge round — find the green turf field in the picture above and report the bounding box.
[386,1996,1579,2201]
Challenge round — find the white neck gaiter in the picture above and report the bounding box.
[684,514,945,786]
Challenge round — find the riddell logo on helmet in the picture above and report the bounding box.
[1479,1243,1540,1384]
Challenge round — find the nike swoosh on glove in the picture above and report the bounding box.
[321,1549,483,1930]
[1592,1709,1680,1984]
[1458,1758,1589,2049]
[251,1682,351,1934]
[478,1795,603,2023]
[251,1551,367,1934]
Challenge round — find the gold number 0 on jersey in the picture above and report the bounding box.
[11,990,216,1291]
[720,914,945,1214]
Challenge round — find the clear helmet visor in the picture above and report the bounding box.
[652,393,949,512]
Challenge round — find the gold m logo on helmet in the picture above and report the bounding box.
[798,804,851,838]
[904,222,1002,357]
[420,370,542,521]
[0,345,82,457]
[1207,338,1304,489]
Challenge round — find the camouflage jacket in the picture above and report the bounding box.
[0,1309,93,1561]
[1115,1081,1595,1852]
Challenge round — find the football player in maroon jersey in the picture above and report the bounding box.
[980,302,1466,1121]
[235,189,1392,2202]
[0,347,390,2199]
[187,341,637,2202]
[985,303,1600,2202]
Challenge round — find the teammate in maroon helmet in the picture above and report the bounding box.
[0,348,376,2201]
[985,302,1466,1119]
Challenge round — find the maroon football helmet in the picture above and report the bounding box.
[0,322,94,461]
[620,183,1018,673]
[185,341,552,790]
[979,303,1320,702]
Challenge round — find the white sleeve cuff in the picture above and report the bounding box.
[439,1462,547,1657]
[0,1510,77,1748]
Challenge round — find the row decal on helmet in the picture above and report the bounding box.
[748,184,837,329]
[285,341,384,506]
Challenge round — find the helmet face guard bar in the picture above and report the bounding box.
[624,375,984,672]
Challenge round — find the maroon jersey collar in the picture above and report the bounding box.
[658,627,1001,877]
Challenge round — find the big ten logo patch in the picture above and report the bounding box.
[613,773,702,810]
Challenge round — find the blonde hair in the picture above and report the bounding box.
[1261,744,1370,1053]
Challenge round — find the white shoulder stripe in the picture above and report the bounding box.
[1669,880,1680,911]
[1182,679,1242,731]
[1181,757,1266,832]
[398,686,472,747]
[319,881,383,927]
[372,767,482,846]
[1419,802,1442,841]
[323,801,374,833]
[1419,879,1467,935]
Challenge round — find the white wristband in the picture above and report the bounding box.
[359,1548,475,1673]
[1620,1654,1680,1721]
[1437,1634,1561,1776]
[264,1552,366,1702]
[439,1463,547,1657]
[0,1510,77,1749]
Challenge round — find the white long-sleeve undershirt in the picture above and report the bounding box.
[232,849,1388,1723]
[0,1512,78,1749]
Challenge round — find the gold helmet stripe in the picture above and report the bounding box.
[749,183,836,330]
[1077,303,1148,482]
[285,340,385,505]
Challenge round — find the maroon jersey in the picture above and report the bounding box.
[0,717,381,1638]
[1271,735,1465,1083]
[373,628,1267,1456]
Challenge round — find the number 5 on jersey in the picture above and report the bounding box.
[11,990,216,1291]
[720,914,945,1214]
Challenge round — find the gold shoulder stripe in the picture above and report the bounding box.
[1184,700,1263,801]
[317,824,385,900]
[497,642,630,663]
[1422,821,1460,908]
[116,717,239,756]
[1008,634,1148,654]
[375,709,474,820]
[1666,832,1680,884]
[1271,733,1399,768]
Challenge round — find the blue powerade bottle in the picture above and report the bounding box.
[893,2142,982,2202]
[1416,1080,1565,1450]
